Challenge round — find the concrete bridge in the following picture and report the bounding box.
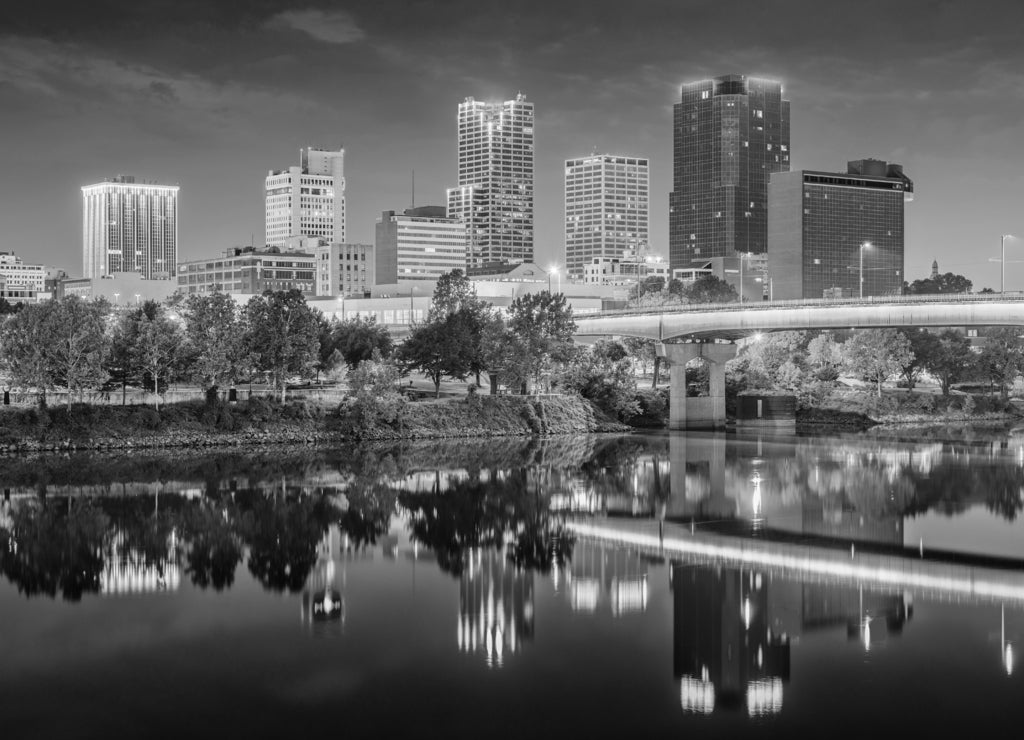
[574,294,1024,429]
[567,517,1024,608]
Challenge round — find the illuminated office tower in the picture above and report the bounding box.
[565,154,649,279]
[767,159,912,299]
[669,75,790,270]
[82,175,178,279]
[446,93,534,267]
[265,147,346,247]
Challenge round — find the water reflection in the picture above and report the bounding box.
[2,433,1024,733]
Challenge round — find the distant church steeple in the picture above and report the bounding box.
[931,259,939,278]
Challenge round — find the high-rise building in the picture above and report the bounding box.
[265,147,345,247]
[767,159,913,300]
[375,206,469,283]
[565,154,649,279]
[82,175,178,279]
[669,75,790,270]
[446,93,534,267]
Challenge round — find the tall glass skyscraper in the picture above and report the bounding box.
[564,154,649,279]
[446,93,534,267]
[669,75,790,270]
[81,175,178,280]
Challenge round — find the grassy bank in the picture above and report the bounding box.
[0,394,629,453]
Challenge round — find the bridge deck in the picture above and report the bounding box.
[567,517,1024,606]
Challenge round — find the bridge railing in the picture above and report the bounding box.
[590,291,1024,318]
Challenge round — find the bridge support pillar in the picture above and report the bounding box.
[658,342,737,430]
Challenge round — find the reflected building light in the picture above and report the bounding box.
[570,578,601,612]
[743,597,753,630]
[861,616,873,652]
[679,676,715,715]
[100,529,181,595]
[1006,643,1014,676]
[611,576,648,616]
[458,549,534,668]
[746,678,783,716]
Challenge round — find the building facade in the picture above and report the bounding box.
[265,147,346,247]
[63,271,179,304]
[375,206,468,283]
[314,243,374,297]
[565,154,649,280]
[669,75,790,270]
[767,160,913,300]
[82,175,178,280]
[446,93,534,267]
[176,247,316,296]
[0,252,46,303]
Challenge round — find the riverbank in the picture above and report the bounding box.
[0,394,630,453]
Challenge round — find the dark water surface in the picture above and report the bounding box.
[2,430,1024,738]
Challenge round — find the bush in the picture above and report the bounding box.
[246,396,279,422]
[520,402,543,434]
[131,408,162,430]
[631,388,669,427]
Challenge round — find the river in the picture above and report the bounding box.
[1,429,1022,737]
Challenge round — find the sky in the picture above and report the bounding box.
[1,0,1023,289]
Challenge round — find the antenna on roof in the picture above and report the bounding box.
[411,170,415,210]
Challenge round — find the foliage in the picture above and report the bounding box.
[182,292,248,391]
[243,289,321,402]
[922,330,975,396]
[739,331,808,387]
[428,269,494,383]
[806,332,843,381]
[682,274,739,304]
[397,314,474,397]
[331,315,394,371]
[506,291,576,389]
[346,355,406,429]
[973,327,1024,399]
[556,342,640,422]
[130,302,185,408]
[896,329,944,390]
[842,329,914,396]
[904,272,973,295]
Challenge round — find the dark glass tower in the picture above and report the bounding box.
[669,75,790,271]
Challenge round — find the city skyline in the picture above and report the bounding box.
[2,1,1023,289]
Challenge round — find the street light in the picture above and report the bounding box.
[113,292,120,304]
[548,265,560,294]
[1001,234,1015,294]
[859,242,873,299]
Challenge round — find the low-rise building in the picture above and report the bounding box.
[176,246,316,296]
[314,242,374,297]
[0,252,46,304]
[62,271,178,304]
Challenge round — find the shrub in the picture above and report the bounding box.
[131,408,162,430]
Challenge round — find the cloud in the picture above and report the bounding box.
[267,8,366,45]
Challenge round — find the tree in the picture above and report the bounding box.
[346,354,405,429]
[629,275,666,300]
[741,331,808,387]
[46,298,109,404]
[332,315,394,371]
[806,331,843,381]
[905,272,973,295]
[843,329,914,396]
[182,292,247,392]
[974,327,1024,399]
[506,291,576,390]
[684,274,739,304]
[0,297,23,315]
[557,342,640,421]
[397,315,474,397]
[132,304,184,410]
[479,318,531,394]
[428,270,493,384]
[243,289,321,402]
[429,269,481,318]
[0,303,53,404]
[896,329,944,390]
[922,330,974,396]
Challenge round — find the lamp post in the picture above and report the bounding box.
[1001,234,1015,294]
[859,242,872,299]
[113,292,120,305]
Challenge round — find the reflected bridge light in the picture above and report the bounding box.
[680,676,715,715]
